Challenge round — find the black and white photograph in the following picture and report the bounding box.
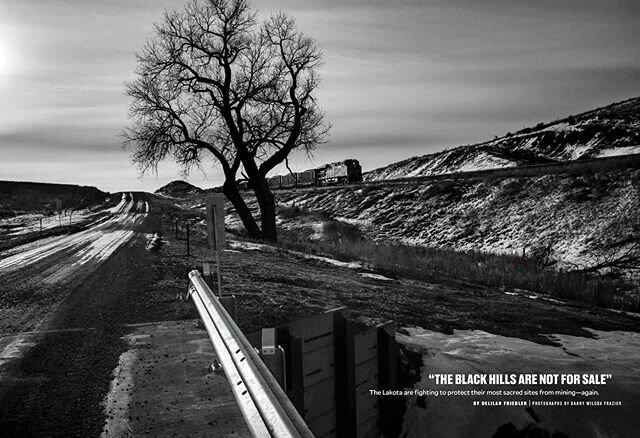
[1,0,639,437]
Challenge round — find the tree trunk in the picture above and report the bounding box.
[253,177,278,242]
[222,181,263,239]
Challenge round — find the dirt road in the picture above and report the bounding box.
[0,193,187,436]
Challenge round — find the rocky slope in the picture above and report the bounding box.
[366,97,640,181]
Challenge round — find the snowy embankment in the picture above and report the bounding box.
[397,327,640,438]
[276,168,640,273]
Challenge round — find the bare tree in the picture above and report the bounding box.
[576,238,640,278]
[123,0,329,241]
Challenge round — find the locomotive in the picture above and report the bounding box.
[266,159,362,189]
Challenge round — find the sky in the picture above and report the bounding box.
[0,0,639,193]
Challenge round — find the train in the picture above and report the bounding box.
[239,159,363,190]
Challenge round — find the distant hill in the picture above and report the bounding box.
[0,181,108,217]
[155,180,204,198]
[366,97,640,180]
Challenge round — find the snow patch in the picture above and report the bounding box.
[228,240,273,252]
[596,145,640,158]
[0,335,37,369]
[300,254,362,269]
[359,272,393,281]
[101,349,137,438]
[455,151,516,173]
[145,233,162,251]
[397,327,640,437]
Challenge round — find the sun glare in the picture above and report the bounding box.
[0,51,8,76]
[0,44,9,77]
[0,33,16,78]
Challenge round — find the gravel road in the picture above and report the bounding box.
[0,193,193,436]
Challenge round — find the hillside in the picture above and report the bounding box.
[0,181,108,217]
[155,180,204,198]
[274,167,640,278]
[366,97,640,180]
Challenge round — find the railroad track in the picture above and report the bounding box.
[264,153,640,194]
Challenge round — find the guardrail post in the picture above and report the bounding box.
[275,329,305,413]
[260,328,287,390]
[202,262,214,290]
[219,296,236,321]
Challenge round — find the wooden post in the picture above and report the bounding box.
[215,247,223,297]
[377,323,399,436]
[55,199,62,227]
[281,331,305,415]
[250,309,399,438]
[334,311,357,438]
[186,222,190,256]
[39,217,42,233]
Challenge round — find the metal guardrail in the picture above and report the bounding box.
[187,270,315,438]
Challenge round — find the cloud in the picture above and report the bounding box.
[0,123,121,152]
[1,0,639,191]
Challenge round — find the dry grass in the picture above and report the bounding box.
[275,218,639,312]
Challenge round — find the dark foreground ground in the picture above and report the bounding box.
[0,193,638,436]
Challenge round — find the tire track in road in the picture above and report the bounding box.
[0,193,145,273]
[0,192,162,437]
[0,193,148,369]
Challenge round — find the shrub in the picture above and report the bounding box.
[276,232,638,312]
[500,179,524,198]
[323,220,362,243]
[279,205,302,219]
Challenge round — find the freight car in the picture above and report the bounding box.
[242,159,362,190]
